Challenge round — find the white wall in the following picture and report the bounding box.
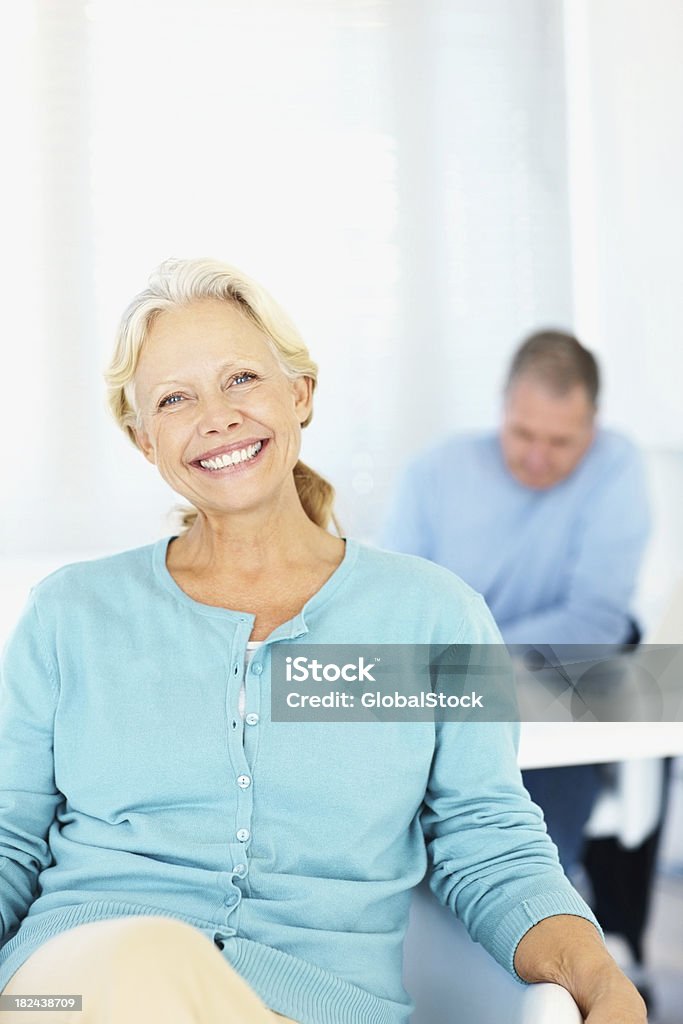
[1,0,572,558]
[2,0,682,598]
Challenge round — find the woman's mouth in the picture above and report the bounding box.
[192,439,267,472]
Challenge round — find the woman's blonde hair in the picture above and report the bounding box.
[105,257,337,531]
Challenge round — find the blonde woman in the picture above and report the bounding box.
[0,259,645,1023]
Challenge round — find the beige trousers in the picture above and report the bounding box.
[1,917,299,1024]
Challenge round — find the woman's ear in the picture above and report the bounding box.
[292,375,314,424]
[132,424,157,465]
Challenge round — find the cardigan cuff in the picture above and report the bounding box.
[487,888,604,984]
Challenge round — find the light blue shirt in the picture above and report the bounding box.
[0,538,598,1023]
[381,429,650,645]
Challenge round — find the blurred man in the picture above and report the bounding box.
[382,331,651,868]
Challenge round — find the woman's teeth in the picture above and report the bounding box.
[199,441,263,470]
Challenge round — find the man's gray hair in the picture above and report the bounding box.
[505,330,600,406]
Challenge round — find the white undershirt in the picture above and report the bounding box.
[238,641,262,718]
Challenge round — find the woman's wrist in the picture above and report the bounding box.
[514,915,647,1021]
[514,914,605,986]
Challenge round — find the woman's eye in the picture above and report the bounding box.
[158,392,185,408]
[231,372,257,386]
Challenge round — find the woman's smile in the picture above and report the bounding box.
[189,438,269,474]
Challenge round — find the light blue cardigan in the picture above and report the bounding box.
[0,538,599,1023]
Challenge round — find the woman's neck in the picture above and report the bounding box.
[165,503,346,640]
[168,502,342,581]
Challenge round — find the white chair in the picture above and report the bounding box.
[403,883,582,1024]
[521,983,584,1024]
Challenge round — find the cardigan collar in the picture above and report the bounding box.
[152,534,359,642]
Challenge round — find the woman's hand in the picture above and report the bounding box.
[578,964,647,1023]
[514,915,647,1022]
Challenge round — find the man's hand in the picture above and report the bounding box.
[514,915,647,1022]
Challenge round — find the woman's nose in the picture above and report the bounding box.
[197,393,244,434]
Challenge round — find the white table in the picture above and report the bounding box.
[519,722,683,768]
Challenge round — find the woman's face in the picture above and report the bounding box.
[132,298,312,520]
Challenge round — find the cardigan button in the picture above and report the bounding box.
[251,662,263,675]
[237,774,251,789]
[236,828,250,842]
[245,713,259,726]
[233,863,248,878]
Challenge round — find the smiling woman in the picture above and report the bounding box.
[0,259,646,1024]
[125,301,315,528]
[107,258,336,534]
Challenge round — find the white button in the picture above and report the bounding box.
[236,828,250,842]
[237,775,251,789]
[233,863,247,877]
[251,662,263,675]
[245,713,259,726]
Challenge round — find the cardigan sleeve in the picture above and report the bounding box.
[421,593,602,980]
[0,592,62,947]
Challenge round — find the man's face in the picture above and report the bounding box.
[500,376,596,490]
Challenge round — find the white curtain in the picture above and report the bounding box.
[3,0,573,557]
[563,0,683,449]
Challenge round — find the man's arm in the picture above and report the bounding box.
[500,444,651,644]
[515,915,647,1022]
